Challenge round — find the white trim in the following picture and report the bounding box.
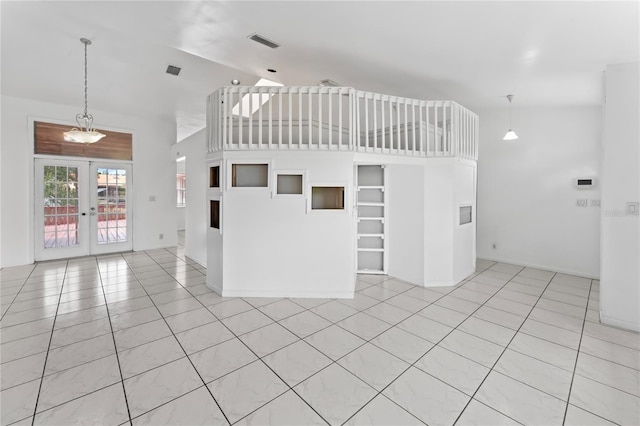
[272,169,307,198]
[225,159,272,191]
[477,256,600,280]
[206,279,223,295]
[220,288,354,299]
[600,314,640,333]
[307,182,350,215]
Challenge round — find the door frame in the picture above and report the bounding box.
[34,156,134,261]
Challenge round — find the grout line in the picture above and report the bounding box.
[561,278,593,424]
[29,259,70,425]
[96,255,134,425]
[121,251,233,425]
[448,267,551,425]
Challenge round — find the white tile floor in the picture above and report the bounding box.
[1,249,639,425]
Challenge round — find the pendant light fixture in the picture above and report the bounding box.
[503,94,518,141]
[63,38,106,143]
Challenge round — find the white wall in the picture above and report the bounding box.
[424,160,455,285]
[213,151,356,298]
[600,62,640,332]
[453,161,477,283]
[171,130,208,267]
[387,164,425,284]
[476,106,602,278]
[0,95,177,267]
[176,157,186,231]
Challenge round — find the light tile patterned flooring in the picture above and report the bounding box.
[1,249,639,425]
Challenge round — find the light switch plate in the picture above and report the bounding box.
[627,202,639,215]
[591,199,601,207]
[577,199,588,207]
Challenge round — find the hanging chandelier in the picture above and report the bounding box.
[63,38,106,144]
[503,94,518,141]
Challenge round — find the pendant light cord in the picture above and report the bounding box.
[83,39,88,118]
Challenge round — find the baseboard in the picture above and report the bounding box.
[600,314,640,333]
[477,256,600,280]
[220,288,355,299]
[206,279,223,295]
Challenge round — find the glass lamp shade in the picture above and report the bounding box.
[503,129,519,140]
[63,128,106,143]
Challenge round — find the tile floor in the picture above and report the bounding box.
[1,248,639,425]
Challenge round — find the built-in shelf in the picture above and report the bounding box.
[210,200,220,229]
[311,186,345,210]
[209,166,220,188]
[358,185,385,190]
[356,165,385,273]
[277,174,303,195]
[357,202,384,206]
[232,163,268,187]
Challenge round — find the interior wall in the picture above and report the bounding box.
[0,95,177,267]
[171,129,207,267]
[387,164,425,284]
[423,160,455,285]
[218,151,356,298]
[453,161,477,283]
[476,105,602,278]
[600,62,640,331]
[176,158,186,231]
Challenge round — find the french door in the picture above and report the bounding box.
[35,158,133,261]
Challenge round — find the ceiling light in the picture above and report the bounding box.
[231,79,240,85]
[63,38,106,144]
[503,94,519,141]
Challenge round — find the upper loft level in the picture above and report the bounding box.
[207,86,478,161]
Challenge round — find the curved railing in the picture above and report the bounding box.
[207,86,478,161]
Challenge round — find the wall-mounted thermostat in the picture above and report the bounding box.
[576,177,595,189]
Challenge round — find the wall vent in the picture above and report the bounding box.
[248,33,281,49]
[166,65,181,76]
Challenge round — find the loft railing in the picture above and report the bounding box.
[207,86,478,161]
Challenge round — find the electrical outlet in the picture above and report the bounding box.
[576,199,588,207]
[591,199,601,207]
[159,233,164,240]
[627,202,639,215]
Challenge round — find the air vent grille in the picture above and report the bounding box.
[248,33,281,49]
[166,65,181,76]
[319,79,340,87]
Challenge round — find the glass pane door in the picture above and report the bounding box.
[35,159,133,260]
[35,159,89,260]
[91,163,132,254]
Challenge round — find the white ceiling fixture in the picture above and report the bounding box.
[503,94,518,141]
[63,38,106,144]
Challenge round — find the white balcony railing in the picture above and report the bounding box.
[207,86,478,161]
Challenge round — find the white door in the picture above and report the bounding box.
[90,163,133,255]
[35,159,133,261]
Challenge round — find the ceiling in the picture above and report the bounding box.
[2,1,638,141]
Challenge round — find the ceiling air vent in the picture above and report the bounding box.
[319,79,340,87]
[248,33,281,49]
[166,65,181,76]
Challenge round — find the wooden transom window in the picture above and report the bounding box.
[34,121,133,160]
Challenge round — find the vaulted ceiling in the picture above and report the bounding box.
[2,1,638,141]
